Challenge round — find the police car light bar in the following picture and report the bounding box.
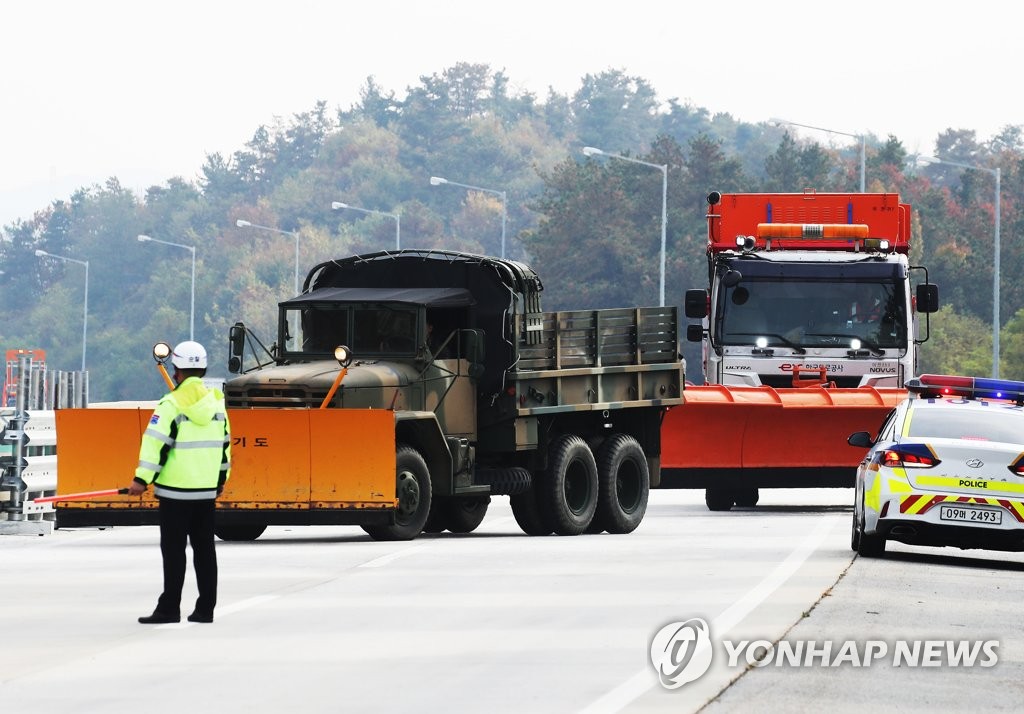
[907,374,1024,404]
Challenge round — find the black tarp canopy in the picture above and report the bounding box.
[280,286,476,308]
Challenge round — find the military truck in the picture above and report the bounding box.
[206,249,682,540]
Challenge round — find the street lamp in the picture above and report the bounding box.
[916,155,1002,378]
[582,146,669,307]
[330,202,401,250]
[429,176,507,259]
[772,118,866,193]
[34,250,88,372]
[236,219,301,295]
[137,234,196,341]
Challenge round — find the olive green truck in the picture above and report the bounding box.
[223,249,683,540]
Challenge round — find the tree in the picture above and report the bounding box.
[916,305,991,376]
[571,69,660,152]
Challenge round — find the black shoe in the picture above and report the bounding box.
[138,611,180,624]
[187,611,214,623]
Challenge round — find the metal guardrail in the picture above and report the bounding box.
[1,353,86,535]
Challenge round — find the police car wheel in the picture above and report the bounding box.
[855,509,886,557]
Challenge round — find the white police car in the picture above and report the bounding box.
[849,374,1024,557]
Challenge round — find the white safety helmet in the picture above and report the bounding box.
[171,341,208,369]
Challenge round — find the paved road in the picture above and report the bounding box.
[5,487,1011,713]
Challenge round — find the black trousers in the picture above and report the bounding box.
[155,497,217,616]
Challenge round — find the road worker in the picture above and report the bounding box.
[128,341,231,624]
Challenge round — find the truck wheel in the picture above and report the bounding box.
[705,488,734,511]
[365,444,432,541]
[733,488,759,508]
[543,434,599,535]
[422,504,447,534]
[510,485,554,536]
[443,496,490,534]
[593,434,649,534]
[214,524,267,542]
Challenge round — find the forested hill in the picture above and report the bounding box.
[2,63,1020,400]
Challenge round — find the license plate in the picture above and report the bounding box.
[939,505,1002,525]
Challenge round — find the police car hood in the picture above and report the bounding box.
[173,378,220,427]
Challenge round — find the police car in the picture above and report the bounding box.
[849,374,1024,557]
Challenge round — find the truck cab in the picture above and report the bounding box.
[686,191,938,388]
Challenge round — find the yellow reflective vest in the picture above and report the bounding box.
[134,377,231,500]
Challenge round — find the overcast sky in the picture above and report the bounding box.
[1,0,1018,227]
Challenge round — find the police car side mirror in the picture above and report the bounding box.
[848,431,874,448]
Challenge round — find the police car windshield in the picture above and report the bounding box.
[721,279,906,349]
[907,404,1024,443]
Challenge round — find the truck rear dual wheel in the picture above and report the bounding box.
[543,434,599,536]
[364,444,432,541]
[591,434,649,534]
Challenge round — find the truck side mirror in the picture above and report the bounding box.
[916,283,939,313]
[228,322,246,374]
[684,289,708,318]
[686,324,704,343]
[459,329,486,380]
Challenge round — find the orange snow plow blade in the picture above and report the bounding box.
[659,386,906,489]
[53,408,396,527]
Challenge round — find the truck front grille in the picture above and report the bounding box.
[226,386,332,409]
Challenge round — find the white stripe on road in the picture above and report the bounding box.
[578,516,839,714]
[358,545,428,568]
[157,595,280,629]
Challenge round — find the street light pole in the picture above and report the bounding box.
[429,176,507,259]
[918,156,1002,377]
[330,202,401,250]
[581,147,669,307]
[772,118,866,192]
[137,234,196,341]
[236,219,301,295]
[34,250,88,371]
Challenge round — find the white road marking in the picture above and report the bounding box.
[578,516,838,714]
[156,595,280,629]
[358,545,428,568]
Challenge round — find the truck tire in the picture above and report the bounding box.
[593,434,649,534]
[365,444,432,541]
[543,434,599,535]
[510,485,554,536]
[214,524,267,542]
[422,504,447,534]
[705,488,734,512]
[733,488,759,508]
[443,496,490,534]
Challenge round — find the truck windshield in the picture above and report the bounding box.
[719,279,906,350]
[281,304,419,359]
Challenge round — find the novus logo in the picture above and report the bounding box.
[649,618,713,689]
